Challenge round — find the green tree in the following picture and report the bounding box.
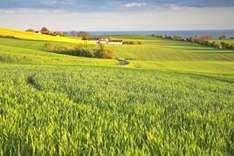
[40,27,50,35]
[77,31,91,40]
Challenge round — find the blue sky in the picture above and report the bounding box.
[0,0,234,30]
[1,0,234,10]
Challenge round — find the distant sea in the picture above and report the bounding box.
[86,30,234,38]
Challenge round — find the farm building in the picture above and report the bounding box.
[87,37,100,41]
[97,38,109,44]
[108,40,123,45]
[95,38,123,45]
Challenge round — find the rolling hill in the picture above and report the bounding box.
[0,28,234,155]
[0,27,95,44]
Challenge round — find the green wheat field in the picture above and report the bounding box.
[0,28,234,155]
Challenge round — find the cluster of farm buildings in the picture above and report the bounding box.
[88,38,123,45]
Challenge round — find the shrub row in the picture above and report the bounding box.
[0,35,19,39]
[26,27,65,36]
[123,41,142,45]
[45,43,115,59]
[187,40,234,50]
[151,35,234,50]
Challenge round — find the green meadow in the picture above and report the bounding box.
[212,39,234,45]
[0,28,234,155]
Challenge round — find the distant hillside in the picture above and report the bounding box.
[0,28,95,44]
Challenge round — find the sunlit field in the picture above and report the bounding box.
[212,39,234,45]
[0,28,234,155]
[0,28,95,44]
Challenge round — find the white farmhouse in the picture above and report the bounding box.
[108,40,123,45]
[96,38,123,45]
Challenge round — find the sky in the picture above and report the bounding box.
[0,0,234,31]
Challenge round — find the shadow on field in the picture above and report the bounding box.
[26,74,42,90]
[117,58,130,65]
[178,72,234,84]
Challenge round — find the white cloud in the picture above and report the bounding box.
[123,2,146,8]
[0,7,234,31]
[166,4,194,11]
[0,8,70,14]
[44,0,73,5]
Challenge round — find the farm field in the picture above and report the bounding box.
[0,32,234,74]
[0,28,95,45]
[0,28,234,155]
[212,39,234,45]
[111,35,234,60]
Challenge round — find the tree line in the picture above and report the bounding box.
[26,27,65,36]
[151,34,234,50]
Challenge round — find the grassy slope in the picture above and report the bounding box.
[1,36,234,74]
[111,35,234,61]
[0,35,116,66]
[0,27,95,44]
[212,39,234,45]
[111,36,234,74]
[0,30,234,155]
[1,64,233,155]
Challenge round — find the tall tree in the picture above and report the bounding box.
[40,27,50,35]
